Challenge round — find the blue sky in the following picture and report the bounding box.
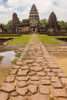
[0,0,67,24]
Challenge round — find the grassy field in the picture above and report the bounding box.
[9,34,32,44]
[52,36,67,38]
[38,34,61,45]
[0,37,17,39]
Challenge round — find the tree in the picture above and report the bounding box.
[40,18,48,27]
[58,21,67,28]
[2,20,13,29]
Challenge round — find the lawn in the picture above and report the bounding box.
[52,36,67,38]
[9,34,32,44]
[37,34,61,45]
[0,37,17,39]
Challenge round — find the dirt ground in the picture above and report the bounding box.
[50,51,67,76]
[43,39,67,76]
[0,65,12,86]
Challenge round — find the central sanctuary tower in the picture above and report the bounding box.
[29,4,40,32]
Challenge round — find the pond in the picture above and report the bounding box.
[57,38,67,42]
[0,51,17,68]
[0,38,13,44]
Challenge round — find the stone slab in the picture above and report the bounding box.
[11,96,26,100]
[53,89,67,97]
[39,86,50,95]
[28,85,38,94]
[16,76,29,81]
[31,94,48,100]
[16,88,28,96]
[0,83,15,93]
[41,80,51,85]
[5,75,15,83]
[61,78,67,85]
[18,70,29,76]
[17,81,28,88]
[0,92,9,100]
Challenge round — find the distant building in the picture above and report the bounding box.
[11,4,40,33]
[10,4,67,35]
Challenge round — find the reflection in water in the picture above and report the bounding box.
[0,51,16,67]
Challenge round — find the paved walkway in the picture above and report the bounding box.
[0,34,67,100]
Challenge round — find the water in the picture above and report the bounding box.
[0,51,17,67]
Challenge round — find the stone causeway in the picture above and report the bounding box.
[0,34,67,100]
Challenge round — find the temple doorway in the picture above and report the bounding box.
[33,28,35,32]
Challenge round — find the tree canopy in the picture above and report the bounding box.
[58,21,67,28]
[2,20,13,29]
[40,18,48,27]
[40,18,67,28]
[2,19,67,29]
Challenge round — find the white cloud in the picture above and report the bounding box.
[0,13,12,24]
[0,0,2,2]
[0,5,14,12]
[0,0,67,24]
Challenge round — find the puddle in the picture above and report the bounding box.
[57,38,67,42]
[0,51,17,67]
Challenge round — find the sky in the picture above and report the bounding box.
[0,0,67,24]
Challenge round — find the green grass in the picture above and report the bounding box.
[0,37,17,39]
[11,58,18,64]
[38,34,61,45]
[0,45,13,52]
[9,35,32,44]
[15,52,21,57]
[52,36,67,38]
[2,71,11,77]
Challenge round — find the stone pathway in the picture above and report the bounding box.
[0,34,67,100]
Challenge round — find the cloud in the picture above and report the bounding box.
[0,5,14,12]
[0,0,67,24]
[0,0,2,2]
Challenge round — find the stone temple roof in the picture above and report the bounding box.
[29,4,39,18]
[48,12,57,26]
[45,12,60,28]
[18,19,30,27]
[29,4,40,27]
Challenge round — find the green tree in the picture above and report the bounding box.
[2,20,13,29]
[58,21,67,28]
[40,18,48,27]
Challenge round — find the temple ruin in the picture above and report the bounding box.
[44,12,60,35]
[10,13,19,33]
[11,4,40,33]
[0,4,67,35]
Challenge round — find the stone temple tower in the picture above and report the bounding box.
[29,4,40,32]
[45,12,60,35]
[48,12,58,28]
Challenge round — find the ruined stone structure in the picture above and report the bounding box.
[39,12,67,36]
[29,4,40,32]
[9,5,67,35]
[10,4,40,33]
[10,13,19,33]
[48,12,59,28]
[44,12,60,35]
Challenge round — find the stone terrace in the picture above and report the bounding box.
[0,34,67,100]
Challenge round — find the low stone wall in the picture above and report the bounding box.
[39,28,67,36]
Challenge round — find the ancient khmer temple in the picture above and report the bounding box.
[10,4,40,33]
[5,4,67,35]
